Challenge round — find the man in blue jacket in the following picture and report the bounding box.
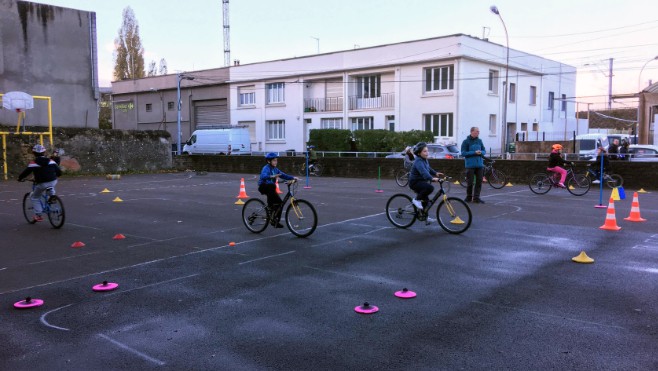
[461,127,486,203]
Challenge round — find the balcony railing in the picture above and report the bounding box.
[303,97,343,112]
[348,93,395,110]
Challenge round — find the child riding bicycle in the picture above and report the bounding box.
[409,142,443,210]
[587,147,611,184]
[258,152,298,228]
[547,144,572,188]
[17,144,62,222]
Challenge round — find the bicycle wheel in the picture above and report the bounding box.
[436,196,472,234]
[605,174,623,189]
[488,168,507,189]
[298,165,307,176]
[529,173,552,194]
[459,170,468,188]
[385,194,417,228]
[311,164,323,177]
[395,169,409,187]
[22,193,37,224]
[46,196,66,229]
[242,198,269,233]
[567,173,590,196]
[285,199,318,238]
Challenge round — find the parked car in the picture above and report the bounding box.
[627,144,658,162]
[386,144,460,159]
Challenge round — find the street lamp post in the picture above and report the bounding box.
[490,5,509,155]
[636,56,658,144]
[176,73,195,155]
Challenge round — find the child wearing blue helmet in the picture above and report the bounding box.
[18,144,62,222]
[258,152,298,227]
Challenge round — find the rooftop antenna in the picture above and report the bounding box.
[223,0,230,67]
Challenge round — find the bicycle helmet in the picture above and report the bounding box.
[551,144,563,151]
[307,145,315,149]
[413,142,427,156]
[32,144,46,153]
[265,152,279,160]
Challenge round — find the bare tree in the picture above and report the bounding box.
[113,7,145,80]
[158,58,168,75]
[147,60,157,77]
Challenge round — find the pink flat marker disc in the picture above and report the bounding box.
[14,297,44,309]
[92,281,119,292]
[354,302,379,314]
[394,288,417,299]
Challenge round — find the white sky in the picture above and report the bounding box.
[34,0,658,109]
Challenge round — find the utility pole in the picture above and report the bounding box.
[607,58,613,110]
[223,0,230,67]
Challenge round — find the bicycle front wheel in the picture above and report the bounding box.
[567,174,590,196]
[285,199,317,237]
[385,194,417,228]
[242,198,269,233]
[488,168,507,189]
[395,169,409,187]
[22,193,37,224]
[436,196,472,234]
[529,173,552,194]
[311,164,323,177]
[46,196,65,229]
[606,174,623,189]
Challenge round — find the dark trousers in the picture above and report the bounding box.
[410,180,434,203]
[258,183,282,211]
[466,167,484,199]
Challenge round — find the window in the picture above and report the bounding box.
[548,92,555,110]
[532,122,538,131]
[425,65,454,92]
[266,120,285,140]
[350,117,373,131]
[423,113,454,137]
[357,75,380,98]
[529,86,537,105]
[521,122,527,131]
[488,70,499,94]
[167,102,174,110]
[509,83,516,103]
[561,94,567,112]
[266,83,285,104]
[321,118,343,129]
[239,85,256,106]
[489,114,497,135]
[146,103,152,112]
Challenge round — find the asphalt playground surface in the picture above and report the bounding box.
[1,171,657,370]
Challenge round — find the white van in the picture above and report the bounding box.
[182,127,251,155]
[576,133,609,160]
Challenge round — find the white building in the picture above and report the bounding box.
[229,33,577,154]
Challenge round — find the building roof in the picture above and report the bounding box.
[642,81,658,93]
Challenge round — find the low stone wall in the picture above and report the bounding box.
[2,128,172,177]
[174,155,658,190]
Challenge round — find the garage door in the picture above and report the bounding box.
[194,99,228,127]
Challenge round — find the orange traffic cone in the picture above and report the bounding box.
[236,178,249,199]
[624,192,646,222]
[599,197,621,231]
[275,181,283,194]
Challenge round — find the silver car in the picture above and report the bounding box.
[386,144,460,159]
[627,144,658,162]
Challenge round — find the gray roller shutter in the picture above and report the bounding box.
[194,99,228,126]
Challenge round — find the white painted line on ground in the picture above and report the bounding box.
[29,251,104,265]
[40,304,73,331]
[239,250,296,265]
[0,267,6,271]
[303,265,404,286]
[472,300,627,330]
[66,223,104,230]
[98,334,166,366]
[311,227,390,248]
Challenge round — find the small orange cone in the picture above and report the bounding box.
[275,181,283,194]
[229,242,236,246]
[71,241,86,248]
[236,178,249,199]
[113,234,126,240]
[624,192,646,222]
[599,197,621,231]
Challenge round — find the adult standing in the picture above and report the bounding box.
[461,127,486,203]
[608,139,619,160]
[618,139,629,161]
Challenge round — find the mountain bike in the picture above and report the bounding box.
[385,177,472,234]
[22,180,66,229]
[459,159,507,189]
[528,163,590,196]
[242,180,318,238]
[298,162,323,177]
[585,168,623,189]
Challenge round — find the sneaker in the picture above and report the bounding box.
[591,180,600,184]
[425,216,436,224]
[474,198,485,204]
[557,183,566,188]
[33,215,44,222]
[464,197,472,203]
[411,198,423,209]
